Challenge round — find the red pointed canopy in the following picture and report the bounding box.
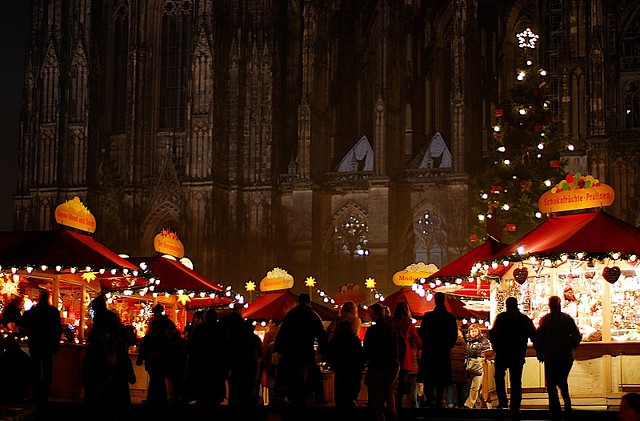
[0,229,148,290]
[128,256,224,292]
[492,212,640,260]
[377,287,487,320]
[429,237,509,280]
[427,238,508,298]
[242,290,337,321]
[0,229,138,270]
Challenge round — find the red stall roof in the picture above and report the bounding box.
[428,237,509,281]
[492,211,640,260]
[128,256,224,292]
[0,229,148,290]
[242,290,337,321]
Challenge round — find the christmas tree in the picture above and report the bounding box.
[469,28,566,245]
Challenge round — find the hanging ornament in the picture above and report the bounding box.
[494,108,504,117]
[602,266,621,284]
[505,224,517,232]
[469,234,479,243]
[1,275,20,296]
[513,268,528,285]
[491,185,503,194]
[550,160,560,168]
[520,180,533,192]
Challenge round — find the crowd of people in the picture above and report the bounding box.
[1,288,639,421]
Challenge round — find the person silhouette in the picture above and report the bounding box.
[328,319,364,420]
[22,289,62,411]
[489,296,535,419]
[418,292,458,408]
[534,295,581,421]
[273,293,328,411]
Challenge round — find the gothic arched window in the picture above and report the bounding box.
[414,207,447,266]
[622,11,640,70]
[159,0,193,130]
[625,81,640,128]
[328,207,369,285]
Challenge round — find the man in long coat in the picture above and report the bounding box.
[418,292,458,408]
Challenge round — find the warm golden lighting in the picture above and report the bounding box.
[245,281,256,292]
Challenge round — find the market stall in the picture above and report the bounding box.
[0,197,151,399]
[125,254,230,336]
[481,175,640,407]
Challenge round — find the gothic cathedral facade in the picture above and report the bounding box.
[14,0,640,295]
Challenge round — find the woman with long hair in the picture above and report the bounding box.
[392,302,422,409]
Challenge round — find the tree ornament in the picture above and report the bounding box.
[513,268,528,285]
[602,266,621,284]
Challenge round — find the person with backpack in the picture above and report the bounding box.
[363,302,404,421]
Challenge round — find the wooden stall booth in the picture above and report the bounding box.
[482,177,640,409]
[0,197,152,400]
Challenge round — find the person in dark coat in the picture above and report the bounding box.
[2,296,24,333]
[227,319,263,419]
[0,335,31,403]
[82,294,126,405]
[363,302,403,421]
[328,320,365,420]
[418,292,458,408]
[22,289,62,409]
[136,303,185,404]
[273,293,329,410]
[489,296,536,418]
[448,326,469,408]
[187,309,228,407]
[534,295,581,421]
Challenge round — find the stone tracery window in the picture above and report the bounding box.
[414,208,446,266]
[328,208,369,284]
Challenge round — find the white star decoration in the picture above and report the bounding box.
[517,28,539,49]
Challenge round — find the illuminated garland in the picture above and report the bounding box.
[476,251,638,272]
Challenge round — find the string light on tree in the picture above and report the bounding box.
[469,26,564,244]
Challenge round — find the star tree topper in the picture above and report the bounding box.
[517,27,539,49]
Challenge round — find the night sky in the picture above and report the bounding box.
[0,1,31,230]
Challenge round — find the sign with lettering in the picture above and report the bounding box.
[392,262,439,286]
[260,267,294,292]
[538,173,615,213]
[153,229,185,258]
[55,196,96,233]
